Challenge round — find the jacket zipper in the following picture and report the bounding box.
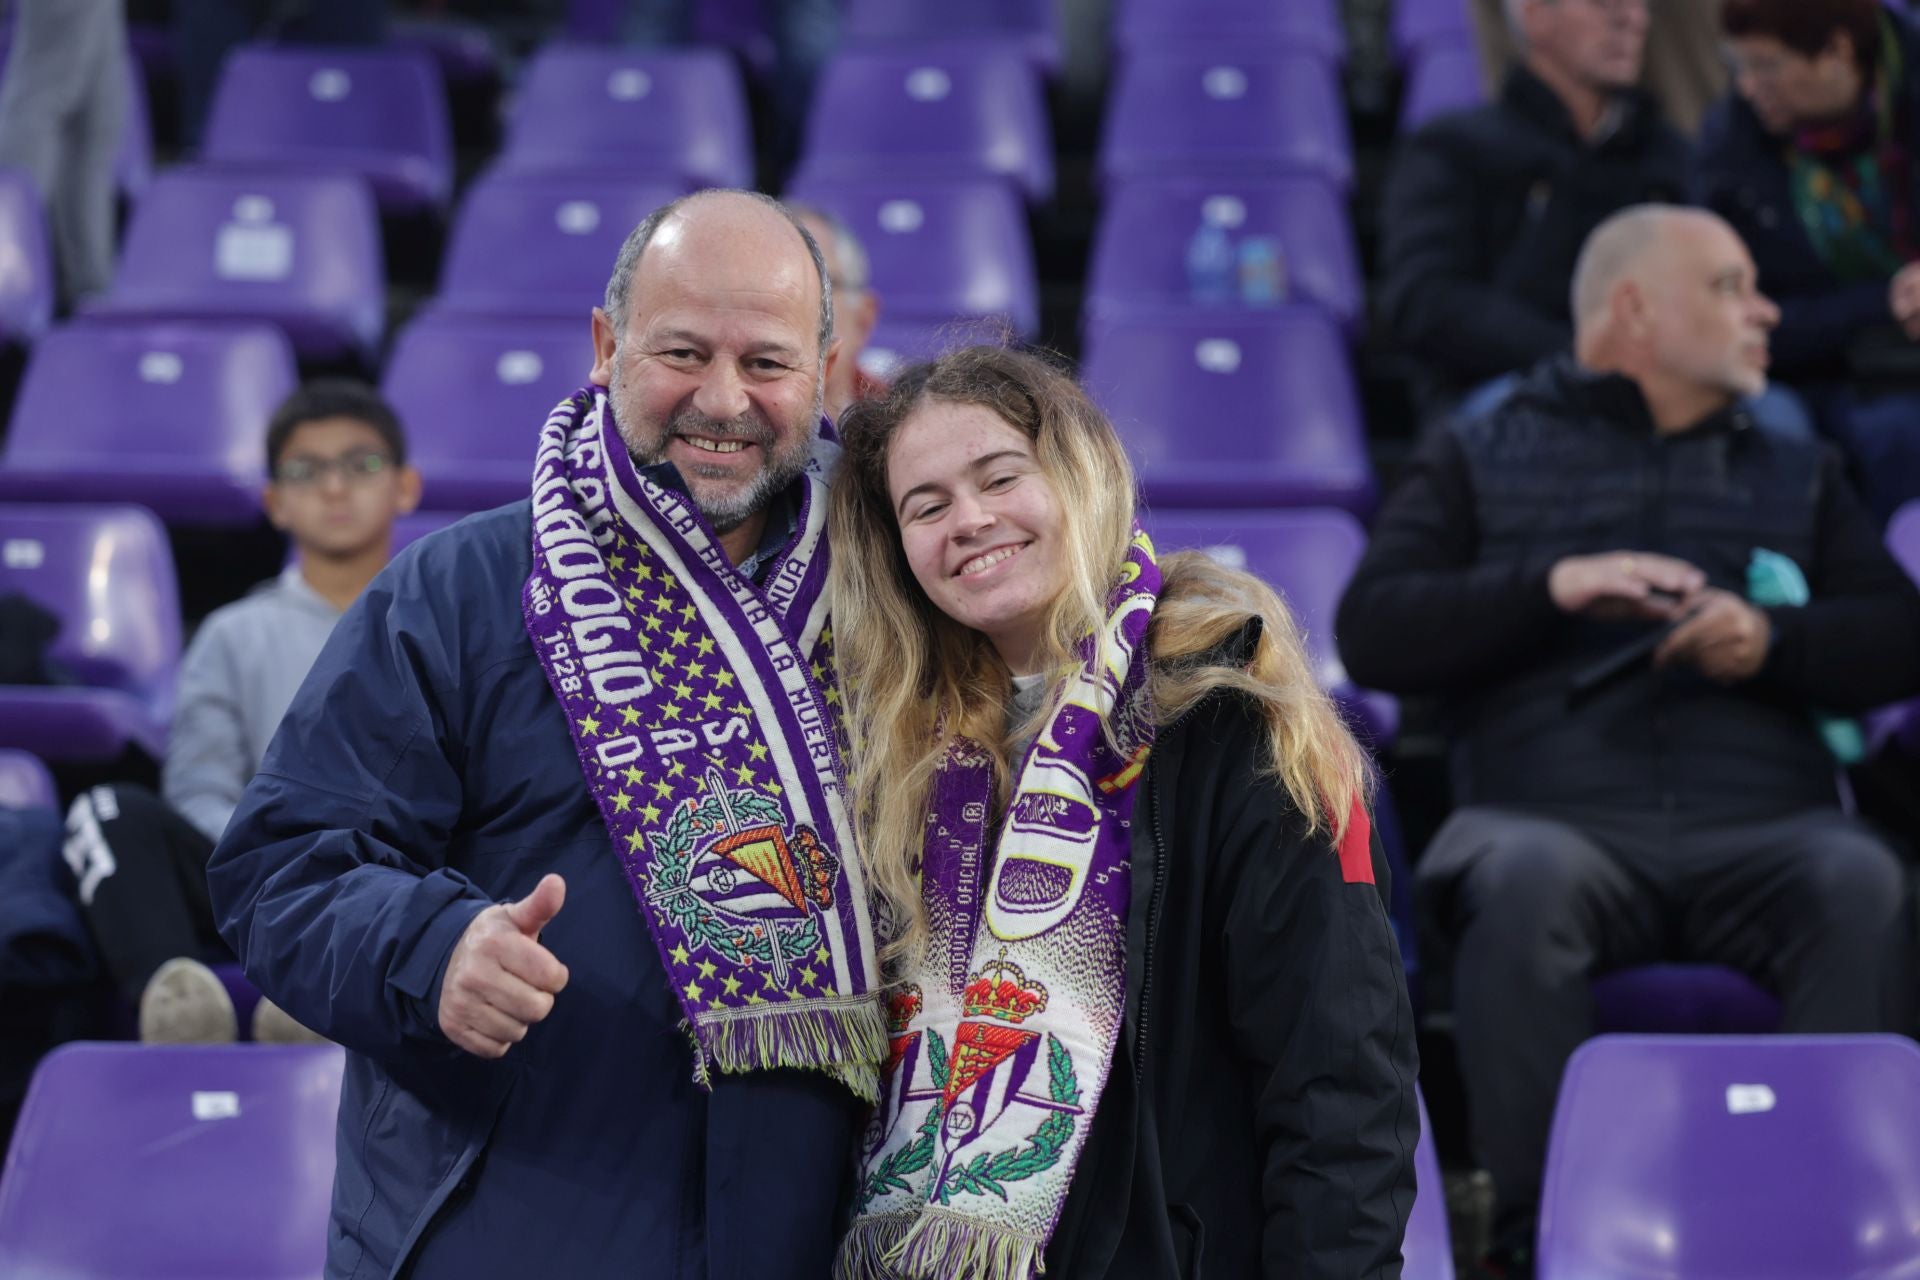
[1134,763,1172,1081]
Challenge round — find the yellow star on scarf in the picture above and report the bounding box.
[652,593,673,614]
[662,703,682,722]
[623,766,644,786]
[683,660,706,680]
[651,779,674,801]
[708,997,728,1011]
[811,661,825,681]
[640,802,660,823]
[764,782,783,797]
[625,831,646,853]
[635,630,652,649]
[626,584,645,603]
[635,562,653,581]
[672,680,694,701]
[655,648,676,670]
[748,742,769,762]
[799,965,818,988]
[697,959,717,980]
[715,670,736,689]
[733,762,756,787]
[684,979,703,1001]
[814,946,830,966]
[612,792,633,813]
[819,625,832,645]
[702,692,724,712]
[644,614,664,632]
[824,687,841,706]
[731,702,753,718]
[678,602,697,622]
[695,636,716,656]
[668,759,686,779]
[621,706,641,726]
[670,944,689,966]
[723,975,742,997]
[577,714,601,736]
[669,627,690,648]
[745,991,764,1005]
[608,554,626,572]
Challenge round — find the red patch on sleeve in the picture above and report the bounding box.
[1337,796,1374,886]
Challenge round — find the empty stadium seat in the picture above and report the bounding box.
[1142,507,1397,743]
[798,45,1054,203]
[842,0,1060,75]
[783,176,1039,336]
[1392,0,1476,63]
[0,1043,344,1277]
[1538,1035,1920,1278]
[200,45,454,216]
[1406,1086,1457,1280]
[1591,965,1783,1035]
[0,168,51,345]
[1400,37,1487,133]
[0,749,54,810]
[500,46,753,190]
[93,168,385,364]
[437,168,684,319]
[0,320,295,524]
[1084,176,1362,335]
[382,312,587,512]
[0,504,179,761]
[856,313,1012,384]
[1113,0,1346,64]
[1081,308,1376,515]
[1100,50,1351,191]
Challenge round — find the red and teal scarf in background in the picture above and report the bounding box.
[1789,11,1915,283]
[522,386,884,1101]
[840,530,1162,1280]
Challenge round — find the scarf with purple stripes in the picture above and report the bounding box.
[523,386,883,1101]
[840,529,1162,1279]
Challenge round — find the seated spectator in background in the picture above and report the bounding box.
[1469,0,1728,137]
[1381,0,1688,421]
[1337,206,1920,1278]
[1700,0,1920,522]
[62,380,419,1043]
[785,200,885,420]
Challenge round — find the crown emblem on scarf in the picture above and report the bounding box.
[962,952,1049,1024]
[886,984,924,1034]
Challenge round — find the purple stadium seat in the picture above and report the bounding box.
[1101,50,1352,192]
[0,504,178,761]
[1407,1085,1457,1280]
[500,46,753,190]
[0,168,51,344]
[1084,176,1363,335]
[200,45,453,216]
[854,313,1013,384]
[93,168,385,364]
[1592,964,1783,1035]
[563,0,777,75]
[843,0,1060,75]
[390,17,500,89]
[1142,508,1398,743]
[0,320,295,524]
[1888,500,1920,580]
[1538,1034,1920,1278]
[383,312,588,513]
[1400,37,1487,133]
[1114,0,1347,64]
[797,45,1054,203]
[0,1042,344,1277]
[784,176,1040,336]
[0,748,54,810]
[1392,0,1475,63]
[1080,308,1377,515]
[438,168,684,319]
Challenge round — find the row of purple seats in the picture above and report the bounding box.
[1113,0,1347,64]
[1393,0,1476,65]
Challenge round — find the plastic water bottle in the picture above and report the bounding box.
[1237,236,1286,306]
[1185,217,1235,306]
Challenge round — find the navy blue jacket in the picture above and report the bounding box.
[1697,9,1920,379]
[207,501,859,1280]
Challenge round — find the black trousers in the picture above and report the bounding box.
[1418,804,1910,1241]
[62,784,232,1003]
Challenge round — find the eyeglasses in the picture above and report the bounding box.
[275,450,392,487]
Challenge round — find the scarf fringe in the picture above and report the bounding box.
[837,1210,1045,1280]
[696,995,887,1104]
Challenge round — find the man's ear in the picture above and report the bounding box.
[590,307,618,385]
[823,336,844,386]
[262,482,288,532]
[1614,278,1653,339]
[393,464,423,518]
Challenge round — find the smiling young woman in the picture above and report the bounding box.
[824,345,1418,1280]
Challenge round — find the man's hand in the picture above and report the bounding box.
[1890,262,1920,340]
[438,874,570,1059]
[1548,551,1705,621]
[1654,588,1772,683]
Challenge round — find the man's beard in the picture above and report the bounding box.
[609,364,821,534]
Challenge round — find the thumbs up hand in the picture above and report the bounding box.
[438,874,571,1058]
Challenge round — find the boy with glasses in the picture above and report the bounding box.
[63,380,420,1042]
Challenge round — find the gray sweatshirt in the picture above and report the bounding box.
[162,567,343,842]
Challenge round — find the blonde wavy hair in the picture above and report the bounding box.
[827,346,1370,967]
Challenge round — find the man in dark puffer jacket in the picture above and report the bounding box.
[1341,206,1920,1277]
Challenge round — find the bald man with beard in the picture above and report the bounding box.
[1340,205,1920,1277]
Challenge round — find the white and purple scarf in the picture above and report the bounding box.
[841,530,1162,1279]
[523,386,883,1100]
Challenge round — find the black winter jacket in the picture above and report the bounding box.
[1379,69,1691,413]
[1336,358,1920,822]
[1696,9,1920,380]
[1045,685,1420,1279]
